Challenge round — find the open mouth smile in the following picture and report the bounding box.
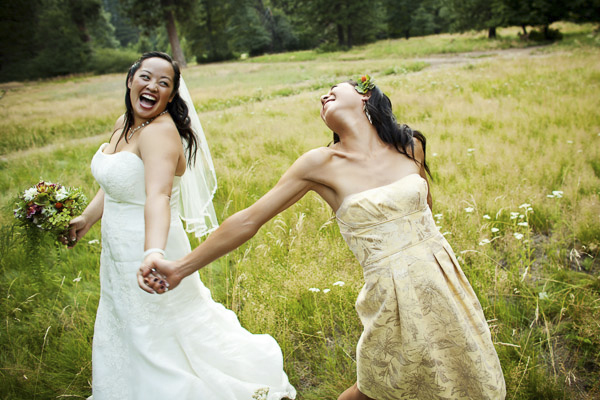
[140,93,157,109]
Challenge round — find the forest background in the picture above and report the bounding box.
[1,0,600,81]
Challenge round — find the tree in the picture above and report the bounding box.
[102,0,140,47]
[287,0,384,48]
[183,0,235,62]
[385,0,421,39]
[569,0,600,25]
[119,0,194,66]
[0,0,41,80]
[445,0,507,38]
[229,1,272,56]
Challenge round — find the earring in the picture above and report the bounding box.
[363,102,372,124]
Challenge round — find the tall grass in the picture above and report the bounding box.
[1,22,599,399]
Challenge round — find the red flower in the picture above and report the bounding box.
[55,202,63,209]
[361,76,367,82]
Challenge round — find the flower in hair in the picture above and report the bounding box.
[355,75,375,94]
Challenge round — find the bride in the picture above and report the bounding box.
[67,51,296,400]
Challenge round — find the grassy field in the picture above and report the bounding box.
[1,22,599,399]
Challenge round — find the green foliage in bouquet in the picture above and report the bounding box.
[13,181,88,245]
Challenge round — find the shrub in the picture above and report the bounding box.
[88,48,140,75]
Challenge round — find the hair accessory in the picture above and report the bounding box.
[363,102,373,124]
[355,74,375,94]
[128,110,168,140]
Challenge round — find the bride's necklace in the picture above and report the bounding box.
[127,110,168,140]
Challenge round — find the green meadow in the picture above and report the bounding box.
[1,23,599,399]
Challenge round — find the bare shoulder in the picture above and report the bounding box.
[137,115,182,158]
[113,114,125,130]
[109,114,126,140]
[291,146,337,174]
[139,115,179,145]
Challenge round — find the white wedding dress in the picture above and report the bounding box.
[89,143,296,400]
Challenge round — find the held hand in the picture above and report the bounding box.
[137,256,183,294]
[61,215,91,248]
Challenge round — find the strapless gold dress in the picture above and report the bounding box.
[336,174,505,399]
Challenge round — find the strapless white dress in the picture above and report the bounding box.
[89,143,296,400]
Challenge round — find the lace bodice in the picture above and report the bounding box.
[91,143,181,211]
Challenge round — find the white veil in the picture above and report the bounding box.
[177,77,219,238]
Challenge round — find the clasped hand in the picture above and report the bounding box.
[137,255,182,294]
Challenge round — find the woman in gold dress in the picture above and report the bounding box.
[139,76,506,400]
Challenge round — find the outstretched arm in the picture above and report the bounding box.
[138,150,324,293]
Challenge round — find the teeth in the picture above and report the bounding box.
[141,94,156,101]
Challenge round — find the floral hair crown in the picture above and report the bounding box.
[355,74,375,94]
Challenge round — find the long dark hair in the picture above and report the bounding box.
[333,81,431,178]
[114,51,198,165]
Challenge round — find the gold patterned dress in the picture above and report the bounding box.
[336,173,506,400]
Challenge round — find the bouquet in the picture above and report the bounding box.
[13,180,88,244]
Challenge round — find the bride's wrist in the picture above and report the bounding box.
[142,249,165,265]
[143,248,165,258]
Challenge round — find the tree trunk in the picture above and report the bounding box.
[346,24,353,48]
[488,27,497,39]
[337,24,344,47]
[164,8,186,67]
[522,25,527,35]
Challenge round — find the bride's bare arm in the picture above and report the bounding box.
[138,149,327,293]
[138,119,182,259]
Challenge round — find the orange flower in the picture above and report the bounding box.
[361,76,367,82]
[55,202,63,209]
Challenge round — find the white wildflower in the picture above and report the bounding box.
[308,287,320,292]
[527,207,533,212]
[514,232,524,240]
[23,187,38,202]
[483,214,491,219]
[442,231,452,236]
[519,203,531,209]
[465,207,474,213]
[432,153,438,157]
[88,239,99,244]
[491,227,500,233]
[333,281,345,286]
[323,289,331,293]
[567,140,573,144]
[519,214,525,219]
[552,190,563,198]
[434,213,443,219]
[55,187,69,201]
[539,292,549,300]
[467,148,475,152]
[518,222,529,227]
[510,212,519,219]
[41,207,56,216]
[73,277,82,282]
[479,239,491,246]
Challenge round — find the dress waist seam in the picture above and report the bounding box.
[362,232,440,269]
[337,206,429,228]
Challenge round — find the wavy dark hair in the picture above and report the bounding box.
[113,51,198,165]
[333,81,431,178]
